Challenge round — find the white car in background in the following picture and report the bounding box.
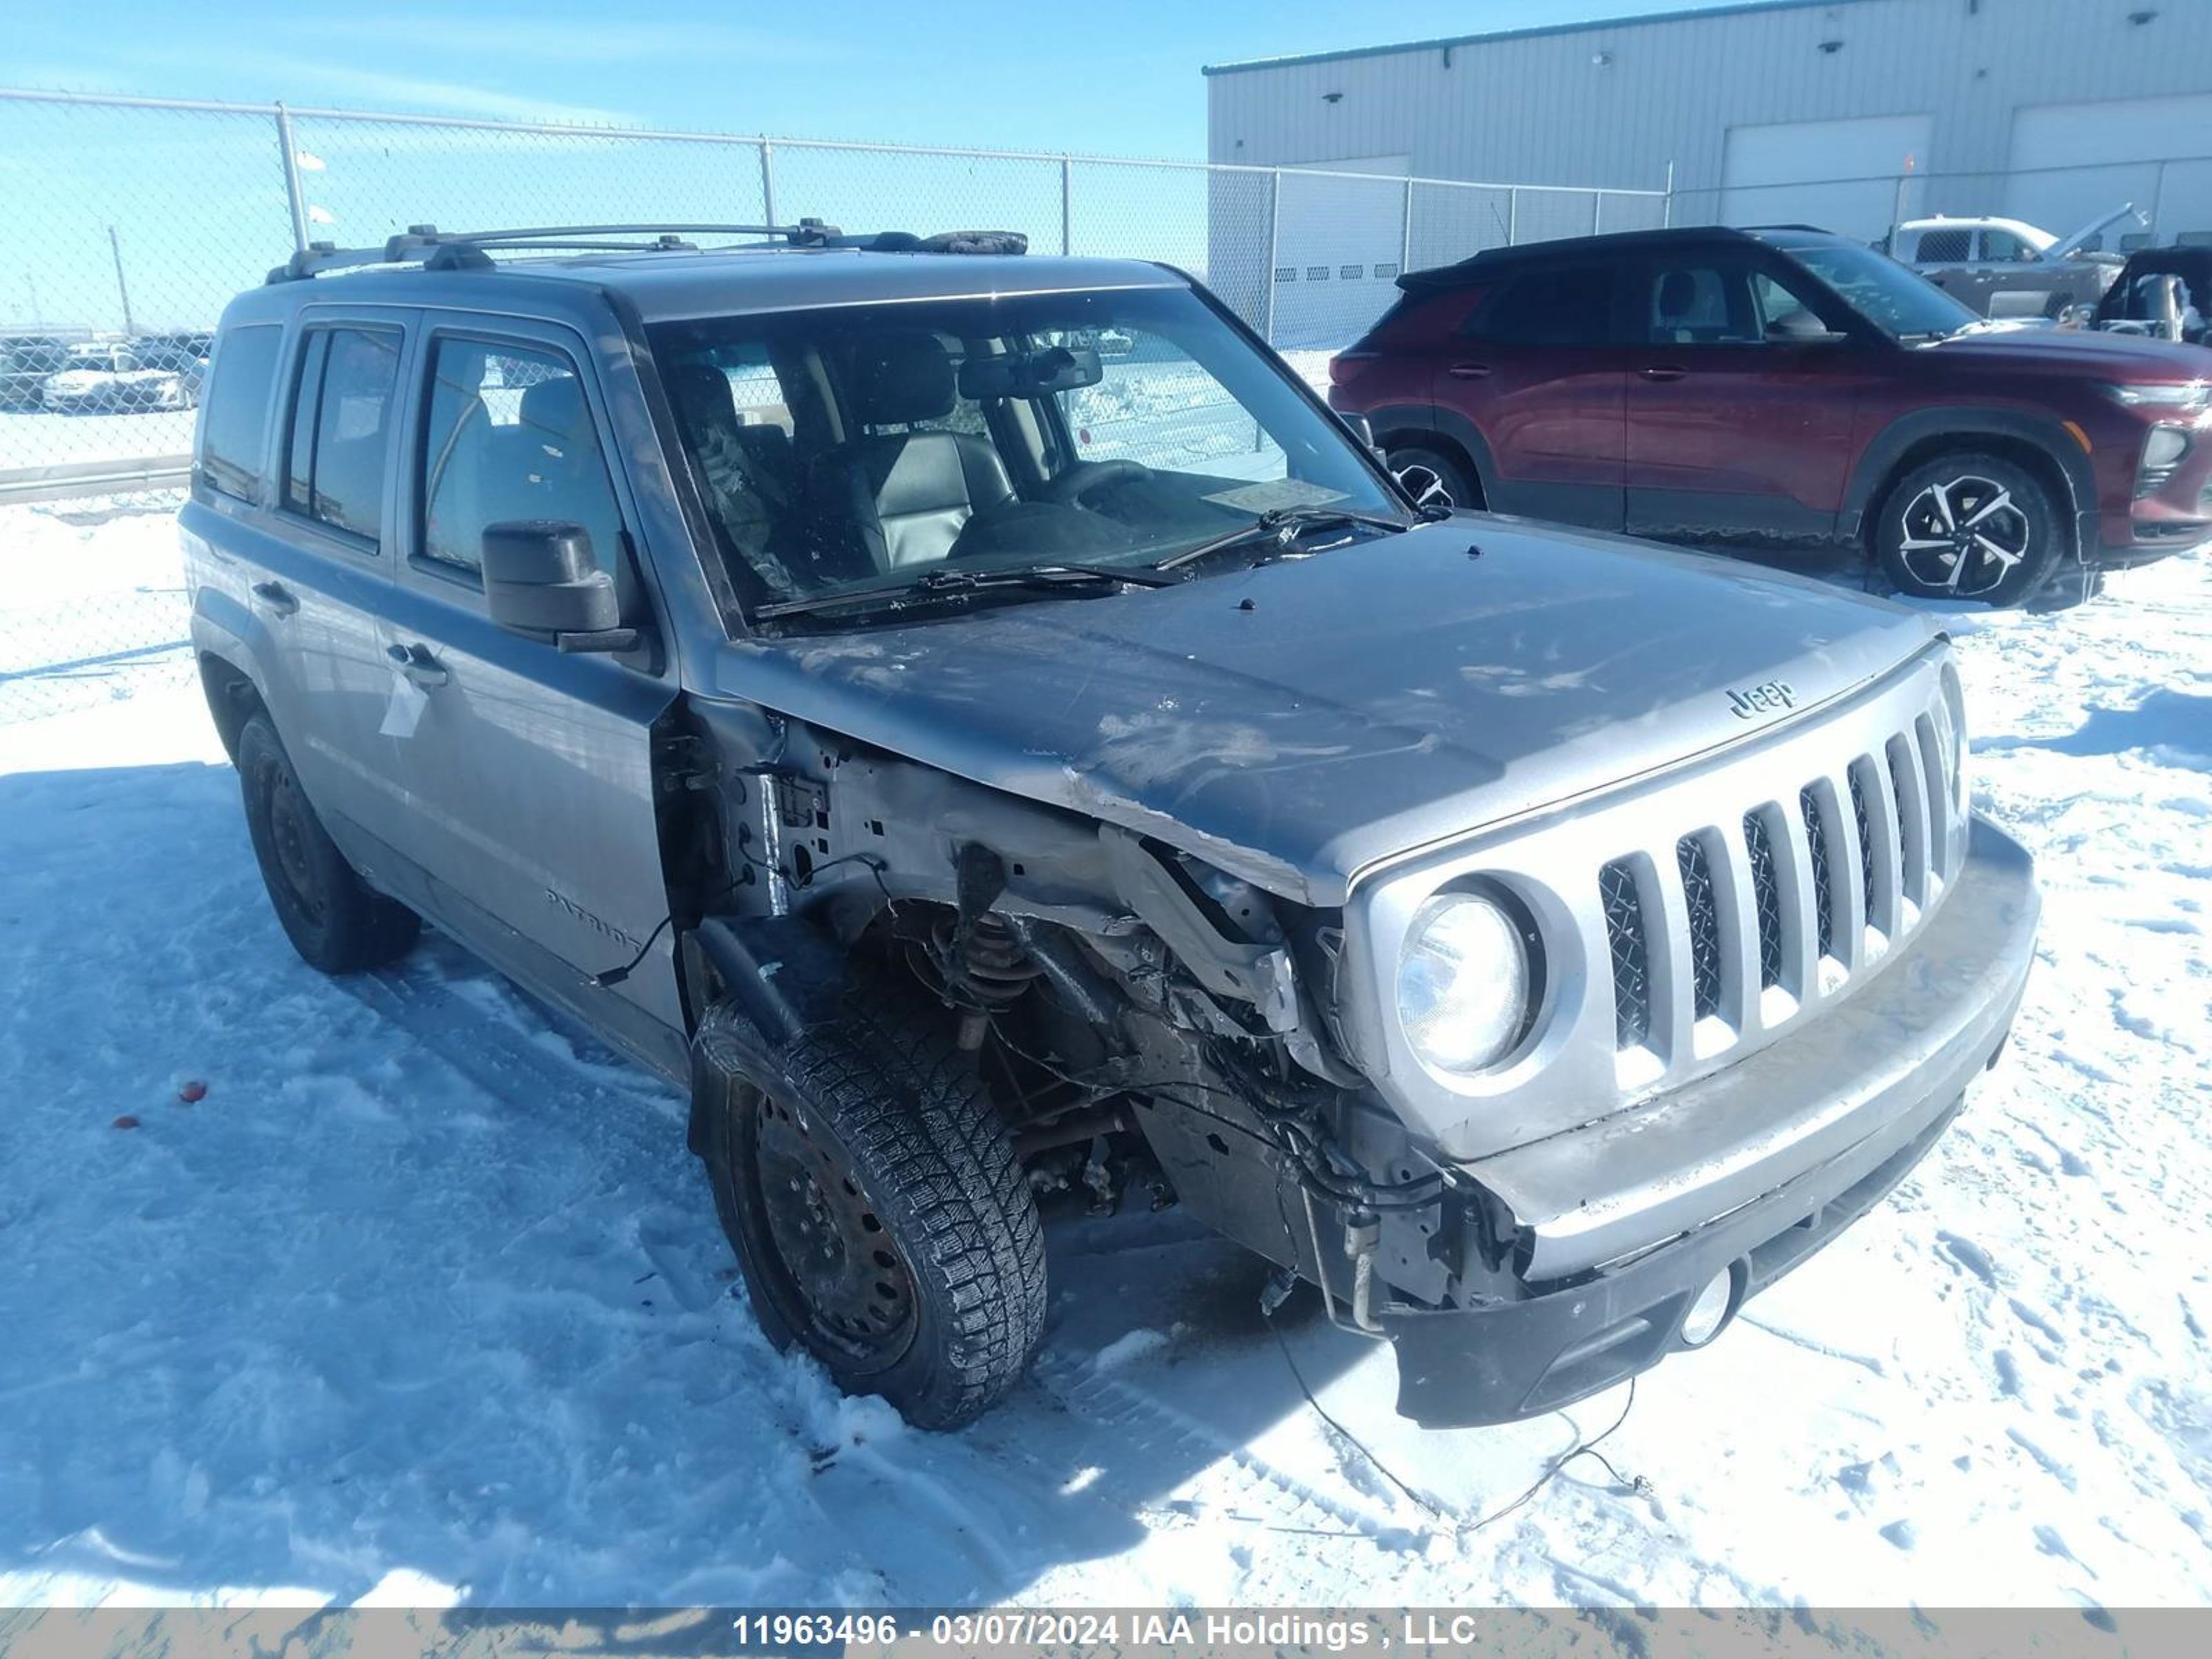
[41,337,207,414]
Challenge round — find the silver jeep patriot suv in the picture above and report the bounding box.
[183,222,2041,1429]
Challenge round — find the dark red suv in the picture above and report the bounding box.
[1329,225,2212,605]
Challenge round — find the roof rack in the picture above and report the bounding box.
[268,221,828,282]
[265,219,1029,283]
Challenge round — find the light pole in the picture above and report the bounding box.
[109,225,137,337]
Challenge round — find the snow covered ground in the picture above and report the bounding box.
[1,498,2208,1618]
[0,406,195,476]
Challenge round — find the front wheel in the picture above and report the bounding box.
[695,995,1047,1429]
[1873,452,2065,607]
[1387,444,1480,512]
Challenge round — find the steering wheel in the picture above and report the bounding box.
[1044,458,1147,507]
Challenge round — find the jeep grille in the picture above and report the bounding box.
[1600,700,1959,1069]
[1599,859,1650,1049]
[1741,808,1784,990]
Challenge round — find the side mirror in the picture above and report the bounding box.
[1338,410,1389,468]
[1340,411,1375,447]
[480,521,636,653]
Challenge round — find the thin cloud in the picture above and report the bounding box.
[288,15,835,65]
[120,46,638,125]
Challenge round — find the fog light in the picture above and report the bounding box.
[2145,426,2191,471]
[1679,1266,1738,1348]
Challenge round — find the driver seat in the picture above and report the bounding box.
[816,332,1016,572]
[1653,269,1703,342]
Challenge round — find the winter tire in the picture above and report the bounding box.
[1387,444,1480,512]
[1874,451,2065,607]
[237,713,420,974]
[694,994,1047,1430]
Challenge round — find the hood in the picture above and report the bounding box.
[715,521,1938,906]
[2050,201,2143,261]
[1922,326,2211,377]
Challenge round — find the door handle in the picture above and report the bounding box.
[1446,362,1492,379]
[250,580,299,617]
[1640,365,1688,382]
[386,642,449,689]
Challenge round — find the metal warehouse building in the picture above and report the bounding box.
[1207,0,2212,327]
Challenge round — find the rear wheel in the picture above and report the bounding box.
[1873,451,2064,607]
[695,995,1046,1430]
[1387,444,1480,512]
[237,714,420,974]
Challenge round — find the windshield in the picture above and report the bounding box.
[1777,239,1978,340]
[646,284,1402,626]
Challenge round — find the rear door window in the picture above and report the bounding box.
[283,326,401,543]
[197,324,283,502]
[1471,266,1617,345]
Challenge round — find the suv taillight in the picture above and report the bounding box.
[1329,349,1379,386]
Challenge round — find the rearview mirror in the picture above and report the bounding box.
[958,344,1103,400]
[480,521,636,652]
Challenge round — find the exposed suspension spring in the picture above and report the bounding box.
[959,915,1042,1004]
[940,912,1042,1049]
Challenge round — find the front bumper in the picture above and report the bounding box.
[2097,411,2212,559]
[1385,815,2038,1427]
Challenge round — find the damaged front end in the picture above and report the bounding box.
[667,704,1467,1339]
[672,643,2036,1426]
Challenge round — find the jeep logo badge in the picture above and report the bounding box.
[1727,679,1797,720]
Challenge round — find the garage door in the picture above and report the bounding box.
[1721,113,1933,242]
[2008,95,2212,245]
[1273,155,1409,350]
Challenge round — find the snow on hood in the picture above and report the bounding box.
[718,520,1938,905]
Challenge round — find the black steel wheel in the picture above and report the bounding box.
[750,1089,919,1372]
[694,993,1046,1429]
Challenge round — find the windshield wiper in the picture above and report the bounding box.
[1154,505,1414,572]
[754,561,1174,622]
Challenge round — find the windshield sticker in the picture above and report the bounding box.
[1200,478,1348,514]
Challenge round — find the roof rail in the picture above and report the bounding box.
[265,219,841,283]
[265,219,1030,282]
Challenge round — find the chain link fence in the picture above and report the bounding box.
[0,86,1667,724]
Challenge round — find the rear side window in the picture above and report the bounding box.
[198,324,283,501]
[1913,228,1972,263]
[418,337,622,578]
[284,326,401,543]
[1472,266,1615,345]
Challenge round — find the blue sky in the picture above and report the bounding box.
[2,1,1730,332]
[8,0,1734,157]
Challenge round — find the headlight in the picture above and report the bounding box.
[2104,381,2211,410]
[1396,891,1535,1074]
